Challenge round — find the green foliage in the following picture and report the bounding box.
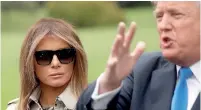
[46,1,125,27]
[1,1,40,11]
[117,1,152,8]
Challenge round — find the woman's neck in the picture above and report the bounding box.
[39,83,68,107]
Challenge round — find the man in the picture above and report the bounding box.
[77,1,200,110]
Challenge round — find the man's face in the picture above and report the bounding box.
[154,2,200,66]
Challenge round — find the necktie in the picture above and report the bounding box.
[171,67,193,110]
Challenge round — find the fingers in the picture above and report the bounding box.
[131,41,146,62]
[118,22,126,39]
[111,34,123,57]
[111,22,126,57]
[112,22,139,58]
[124,22,137,49]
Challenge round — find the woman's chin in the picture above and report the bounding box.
[45,79,69,88]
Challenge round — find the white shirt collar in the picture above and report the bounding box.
[176,61,200,83]
[58,85,77,109]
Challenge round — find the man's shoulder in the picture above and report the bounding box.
[132,51,172,75]
[7,98,19,110]
[136,51,164,67]
[140,51,163,61]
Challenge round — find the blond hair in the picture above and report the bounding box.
[18,18,88,110]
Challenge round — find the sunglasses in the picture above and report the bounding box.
[34,48,76,65]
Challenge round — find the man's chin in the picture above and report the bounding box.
[162,49,179,61]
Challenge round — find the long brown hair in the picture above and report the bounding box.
[18,18,88,110]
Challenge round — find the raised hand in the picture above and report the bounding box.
[99,22,146,94]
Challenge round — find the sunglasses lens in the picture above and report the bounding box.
[35,51,52,65]
[34,48,76,65]
[57,48,76,64]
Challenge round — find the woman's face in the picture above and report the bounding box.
[34,36,74,87]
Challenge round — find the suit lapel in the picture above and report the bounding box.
[192,93,200,110]
[145,61,177,110]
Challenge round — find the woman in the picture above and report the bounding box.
[7,18,88,110]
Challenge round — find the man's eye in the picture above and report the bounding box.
[173,13,181,16]
[172,13,183,18]
[155,12,163,18]
[156,15,162,18]
[156,14,163,21]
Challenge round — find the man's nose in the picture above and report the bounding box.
[51,55,61,68]
[158,14,172,32]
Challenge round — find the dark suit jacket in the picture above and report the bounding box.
[76,52,200,110]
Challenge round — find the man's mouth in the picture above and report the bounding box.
[160,36,173,48]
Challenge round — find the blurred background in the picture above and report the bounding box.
[1,1,159,109]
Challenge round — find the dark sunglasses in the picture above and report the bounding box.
[34,48,76,65]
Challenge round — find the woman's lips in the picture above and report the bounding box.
[49,72,64,78]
